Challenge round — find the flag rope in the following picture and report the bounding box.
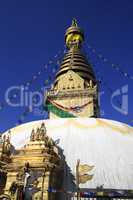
[86,44,133,82]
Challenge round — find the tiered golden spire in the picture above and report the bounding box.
[54,19,96,88]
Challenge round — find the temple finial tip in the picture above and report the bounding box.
[72,18,78,27]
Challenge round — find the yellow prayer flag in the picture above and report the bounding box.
[79,174,94,184]
[78,164,94,175]
[97,191,104,196]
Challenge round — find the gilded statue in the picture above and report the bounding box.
[30,129,36,141]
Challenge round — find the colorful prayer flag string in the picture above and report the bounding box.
[92,63,133,123]
[0,48,63,114]
[87,44,133,81]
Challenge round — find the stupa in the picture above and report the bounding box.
[0,20,133,200]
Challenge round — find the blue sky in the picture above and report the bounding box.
[0,0,133,132]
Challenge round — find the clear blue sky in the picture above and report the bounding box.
[0,0,133,132]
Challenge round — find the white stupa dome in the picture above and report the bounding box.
[3,118,133,190]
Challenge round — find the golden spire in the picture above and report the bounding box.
[65,19,84,49]
[54,20,96,87]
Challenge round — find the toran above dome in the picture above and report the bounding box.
[54,19,96,86]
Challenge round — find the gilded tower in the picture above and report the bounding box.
[46,19,99,119]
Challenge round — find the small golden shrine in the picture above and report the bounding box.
[0,123,63,200]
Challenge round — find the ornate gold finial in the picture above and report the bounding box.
[40,122,46,132]
[72,18,78,27]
